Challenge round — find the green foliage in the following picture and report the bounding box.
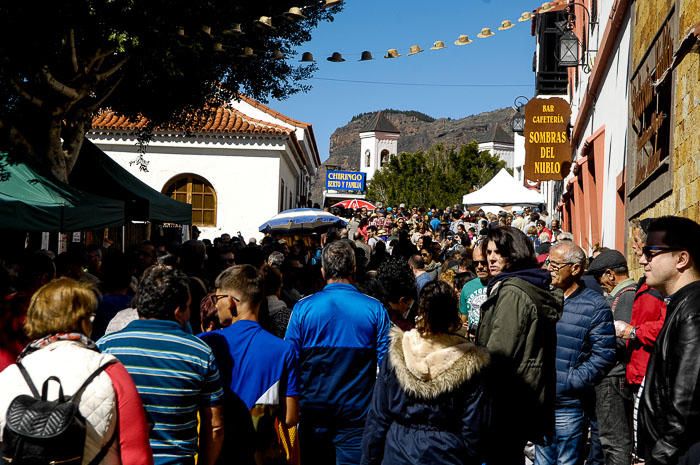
[0,1,340,181]
[366,142,506,207]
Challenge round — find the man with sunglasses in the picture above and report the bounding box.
[459,244,490,340]
[638,216,700,465]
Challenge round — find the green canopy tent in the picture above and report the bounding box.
[70,141,192,224]
[0,154,125,231]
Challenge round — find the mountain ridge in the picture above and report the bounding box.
[311,106,516,204]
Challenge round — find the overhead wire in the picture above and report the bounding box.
[311,77,533,88]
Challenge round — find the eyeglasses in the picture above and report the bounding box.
[210,294,240,305]
[421,252,431,257]
[545,258,576,271]
[641,245,679,261]
[473,260,488,267]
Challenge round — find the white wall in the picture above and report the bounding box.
[89,136,284,241]
[572,11,631,248]
[478,142,515,168]
[360,131,399,182]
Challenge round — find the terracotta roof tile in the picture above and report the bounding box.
[91,106,290,136]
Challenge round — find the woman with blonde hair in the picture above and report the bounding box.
[0,277,152,465]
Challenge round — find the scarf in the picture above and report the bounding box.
[18,332,97,361]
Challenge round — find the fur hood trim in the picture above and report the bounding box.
[389,327,490,399]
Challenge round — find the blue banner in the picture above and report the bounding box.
[325,170,366,192]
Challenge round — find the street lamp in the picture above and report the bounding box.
[558,30,580,67]
[556,1,598,73]
[511,96,529,134]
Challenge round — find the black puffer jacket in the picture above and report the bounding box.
[640,280,700,465]
[361,328,491,465]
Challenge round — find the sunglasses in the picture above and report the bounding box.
[473,260,488,267]
[642,245,680,260]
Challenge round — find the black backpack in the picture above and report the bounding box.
[2,360,117,465]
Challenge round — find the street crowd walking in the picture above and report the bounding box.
[2,204,700,465]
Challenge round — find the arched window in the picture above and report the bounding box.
[380,149,390,167]
[163,174,217,227]
[365,150,371,167]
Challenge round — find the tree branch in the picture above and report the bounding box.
[90,75,124,109]
[85,48,116,74]
[12,80,45,108]
[41,66,80,101]
[69,28,79,74]
[95,57,128,82]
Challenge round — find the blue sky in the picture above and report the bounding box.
[270,0,538,162]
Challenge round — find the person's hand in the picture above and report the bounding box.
[615,320,632,339]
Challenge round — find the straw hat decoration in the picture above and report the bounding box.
[239,47,256,58]
[408,44,424,55]
[201,25,212,37]
[384,49,401,58]
[327,52,346,62]
[430,40,447,50]
[323,0,343,7]
[454,34,473,46]
[498,20,515,31]
[223,23,245,35]
[254,16,275,30]
[539,2,555,13]
[213,42,224,52]
[359,50,374,61]
[272,49,285,60]
[477,27,495,38]
[518,11,534,22]
[283,7,306,20]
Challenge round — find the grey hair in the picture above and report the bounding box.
[551,241,587,265]
[321,240,356,280]
[557,232,574,242]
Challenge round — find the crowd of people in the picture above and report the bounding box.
[0,204,699,465]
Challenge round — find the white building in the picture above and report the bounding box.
[477,124,515,169]
[359,112,400,182]
[88,96,320,240]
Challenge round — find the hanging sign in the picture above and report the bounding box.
[325,170,366,192]
[524,97,572,181]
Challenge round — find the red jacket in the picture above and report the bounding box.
[626,281,666,386]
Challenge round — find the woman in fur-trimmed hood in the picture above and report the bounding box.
[360,281,491,465]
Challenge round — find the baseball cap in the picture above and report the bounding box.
[587,249,627,275]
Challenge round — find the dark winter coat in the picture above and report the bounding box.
[476,268,562,442]
[361,328,491,465]
[640,280,700,465]
[555,284,616,407]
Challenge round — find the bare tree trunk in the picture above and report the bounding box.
[47,118,68,182]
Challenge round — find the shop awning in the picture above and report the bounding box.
[0,154,125,231]
[71,141,192,224]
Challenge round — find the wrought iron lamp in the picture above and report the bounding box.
[511,96,529,134]
[556,1,598,73]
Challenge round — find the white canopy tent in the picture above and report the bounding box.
[462,168,544,207]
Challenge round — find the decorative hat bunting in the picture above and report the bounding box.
[477,27,495,38]
[255,16,275,30]
[193,1,575,67]
[454,34,473,46]
[408,44,424,55]
[498,20,515,31]
[327,52,346,62]
[284,7,307,20]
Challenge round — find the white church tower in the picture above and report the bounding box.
[359,112,400,182]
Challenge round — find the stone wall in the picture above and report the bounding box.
[627,0,700,277]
